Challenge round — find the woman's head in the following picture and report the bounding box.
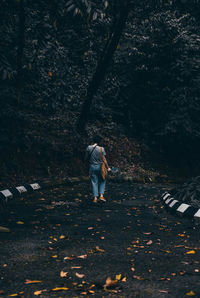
[92,135,102,145]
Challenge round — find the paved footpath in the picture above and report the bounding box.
[0,182,200,297]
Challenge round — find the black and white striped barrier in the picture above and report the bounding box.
[161,192,200,219]
[0,183,42,205]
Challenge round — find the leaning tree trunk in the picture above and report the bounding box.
[76,0,130,133]
[16,0,25,104]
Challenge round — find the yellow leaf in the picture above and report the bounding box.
[122,277,127,282]
[52,255,58,258]
[34,291,43,296]
[115,274,122,280]
[60,271,68,278]
[52,287,69,291]
[25,280,42,284]
[186,250,195,254]
[17,221,24,225]
[60,235,65,239]
[186,291,196,296]
[9,295,18,297]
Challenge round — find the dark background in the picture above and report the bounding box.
[0,0,200,185]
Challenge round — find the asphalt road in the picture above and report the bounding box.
[0,182,200,297]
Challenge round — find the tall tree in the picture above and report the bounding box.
[16,0,25,103]
[76,0,130,132]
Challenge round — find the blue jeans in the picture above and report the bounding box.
[89,164,106,197]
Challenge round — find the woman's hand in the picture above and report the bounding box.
[107,167,111,172]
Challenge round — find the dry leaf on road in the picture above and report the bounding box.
[60,271,68,277]
[25,280,42,284]
[75,272,85,278]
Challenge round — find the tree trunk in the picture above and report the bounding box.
[16,0,25,103]
[76,0,130,133]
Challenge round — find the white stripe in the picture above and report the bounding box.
[163,193,170,201]
[165,198,174,204]
[1,189,13,198]
[30,183,41,190]
[194,209,200,218]
[16,186,27,193]
[177,203,190,213]
[169,200,179,208]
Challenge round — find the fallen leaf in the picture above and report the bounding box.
[34,290,43,296]
[147,240,153,245]
[52,287,69,291]
[122,277,127,282]
[104,277,118,288]
[75,273,85,279]
[25,280,42,284]
[77,254,87,259]
[159,290,168,294]
[131,267,135,272]
[60,271,68,277]
[71,266,82,269]
[115,274,122,280]
[0,226,10,232]
[60,235,65,239]
[16,221,24,225]
[8,294,18,297]
[133,275,144,280]
[52,255,58,258]
[48,71,53,77]
[143,232,151,235]
[186,291,196,296]
[186,250,195,254]
[95,246,105,252]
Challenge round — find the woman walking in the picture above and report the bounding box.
[85,135,111,203]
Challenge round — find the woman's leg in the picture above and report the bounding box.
[90,165,99,200]
[99,178,106,198]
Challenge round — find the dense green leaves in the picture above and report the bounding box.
[0,0,200,170]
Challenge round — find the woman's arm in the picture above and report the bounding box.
[102,155,111,171]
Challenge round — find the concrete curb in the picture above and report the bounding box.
[161,192,200,219]
[0,182,42,206]
[0,174,170,206]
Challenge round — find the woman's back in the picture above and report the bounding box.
[86,145,106,165]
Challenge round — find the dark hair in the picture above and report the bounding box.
[93,135,102,144]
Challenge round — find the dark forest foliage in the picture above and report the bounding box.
[0,0,200,176]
